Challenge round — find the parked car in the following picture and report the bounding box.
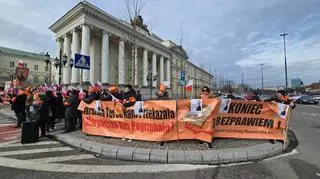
[295,95,319,104]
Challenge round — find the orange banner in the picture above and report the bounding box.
[177,99,220,143]
[214,99,289,141]
[78,100,178,141]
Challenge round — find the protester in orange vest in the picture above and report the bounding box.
[199,86,212,99]
[156,83,170,100]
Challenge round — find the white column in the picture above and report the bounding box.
[152,52,157,87]
[101,31,109,84]
[143,48,148,86]
[167,58,171,88]
[90,37,98,84]
[55,39,63,84]
[118,39,125,84]
[71,29,80,84]
[63,34,71,84]
[160,55,164,83]
[134,47,138,86]
[81,24,90,83]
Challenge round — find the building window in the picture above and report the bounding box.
[24,63,28,68]
[45,66,49,71]
[9,75,14,81]
[34,65,38,70]
[34,76,38,83]
[10,61,14,68]
[45,77,49,83]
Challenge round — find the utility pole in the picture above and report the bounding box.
[280,33,289,90]
[260,64,264,95]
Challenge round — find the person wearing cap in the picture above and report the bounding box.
[199,86,212,99]
[265,90,292,105]
[123,84,137,107]
[156,83,170,100]
[83,86,99,104]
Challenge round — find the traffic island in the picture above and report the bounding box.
[48,130,284,165]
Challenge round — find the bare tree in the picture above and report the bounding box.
[124,0,148,86]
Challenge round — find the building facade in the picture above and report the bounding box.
[49,1,213,98]
[0,47,53,87]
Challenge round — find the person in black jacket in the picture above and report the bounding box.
[226,91,236,99]
[64,90,79,132]
[136,90,142,101]
[36,94,50,137]
[83,86,99,104]
[13,89,27,128]
[123,85,136,107]
[55,92,64,122]
[46,90,56,131]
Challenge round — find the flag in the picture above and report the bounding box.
[185,80,193,92]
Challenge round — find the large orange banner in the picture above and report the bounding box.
[177,99,220,143]
[214,99,289,141]
[78,100,178,141]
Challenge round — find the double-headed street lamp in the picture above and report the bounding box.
[44,50,73,85]
[280,33,289,90]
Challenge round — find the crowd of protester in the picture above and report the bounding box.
[0,81,296,142]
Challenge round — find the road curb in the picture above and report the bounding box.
[48,133,284,165]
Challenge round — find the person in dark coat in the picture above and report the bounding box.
[123,84,136,107]
[12,89,27,128]
[54,92,64,121]
[64,90,79,132]
[83,86,99,104]
[226,91,236,99]
[36,94,50,137]
[46,90,56,131]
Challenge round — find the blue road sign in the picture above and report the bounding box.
[179,70,185,86]
[74,53,90,69]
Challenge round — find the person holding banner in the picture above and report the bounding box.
[83,86,99,104]
[265,90,295,108]
[199,86,212,99]
[123,85,137,108]
[156,83,170,100]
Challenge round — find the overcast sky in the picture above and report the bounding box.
[0,0,320,88]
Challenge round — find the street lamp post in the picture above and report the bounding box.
[45,50,73,85]
[260,64,264,95]
[146,70,157,100]
[280,33,289,90]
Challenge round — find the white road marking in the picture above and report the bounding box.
[0,156,217,173]
[0,147,73,156]
[316,172,320,176]
[0,139,19,146]
[28,154,96,163]
[0,141,59,148]
[263,149,299,161]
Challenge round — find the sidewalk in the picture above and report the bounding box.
[49,129,283,165]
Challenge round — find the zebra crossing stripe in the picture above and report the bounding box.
[0,141,59,148]
[28,154,95,163]
[0,147,73,156]
[0,129,20,135]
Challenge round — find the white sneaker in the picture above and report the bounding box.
[127,139,132,142]
[122,138,126,141]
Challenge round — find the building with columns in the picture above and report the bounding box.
[49,1,213,99]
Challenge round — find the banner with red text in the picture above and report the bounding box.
[78,100,178,141]
[177,99,220,143]
[214,99,289,141]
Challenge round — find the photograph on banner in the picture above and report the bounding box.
[190,99,203,116]
[95,100,102,112]
[134,101,144,115]
[277,103,289,119]
[219,98,231,113]
[177,99,220,143]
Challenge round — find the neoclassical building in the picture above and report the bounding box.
[49,1,213,98]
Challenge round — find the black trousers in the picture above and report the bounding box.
[16,110,26,127]
[36,119,47,137]
[46,116,55,130]
[65,117,77,132]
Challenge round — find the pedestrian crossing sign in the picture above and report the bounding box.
[74,53,90,69]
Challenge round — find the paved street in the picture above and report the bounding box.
[0,104,319,178]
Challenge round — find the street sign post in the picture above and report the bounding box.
[74,53,90,69]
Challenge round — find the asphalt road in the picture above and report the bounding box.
[0,104,319,179]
